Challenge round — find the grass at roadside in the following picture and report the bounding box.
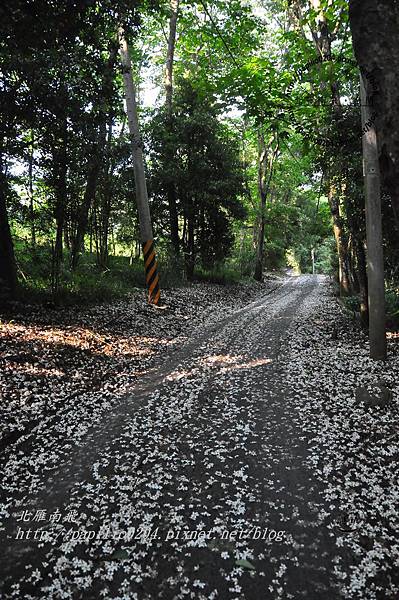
[12,240,262,306]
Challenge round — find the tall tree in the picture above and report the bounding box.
[150,80,245,279]
[164,0,180,257]
[305,0,352,295]
[70,42,119,270]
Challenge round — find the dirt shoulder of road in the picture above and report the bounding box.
[281,280,399,598]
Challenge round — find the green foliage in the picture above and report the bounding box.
[193,265,243,286]
[2,0,397,306]
[148,79,246,276]
[230,228,256,278]
[385,289,399,319]
[14,239,145,304]
[153,239,185,287]
[343,295,360,314]
[344,288,399,329]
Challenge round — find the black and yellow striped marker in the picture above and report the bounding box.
[143,239,161,305]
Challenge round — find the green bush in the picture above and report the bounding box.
[13,240,146,305]
[343,295,360,313]
[385,288,399,317]
[154,240,185,288]
[343,288,399,329]
[193,265,242,285]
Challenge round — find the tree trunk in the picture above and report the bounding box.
[185,205,195,280]
[360,73,386,360]
[349,0,399,233]
[27,132,36,247]
[70,151,101,269]
[51,135,67,296]
[254,132,268,282]
[97,119,113,269]
[165,0,180,257]
[118,25,160,305]
[328,183,350,296]
[0,167,17,300]
[89,208,93,255]
[311,248,315,274]
[254,220,265,281]
[93,208,100,258]
[254,132,278,282]
[53,181,66,294]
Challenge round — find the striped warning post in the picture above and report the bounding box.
[142,239,161,305]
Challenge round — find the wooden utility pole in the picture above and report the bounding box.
[359,73,386,360]
[118,27,160,305]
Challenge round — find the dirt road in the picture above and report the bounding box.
[1,276,353,598]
